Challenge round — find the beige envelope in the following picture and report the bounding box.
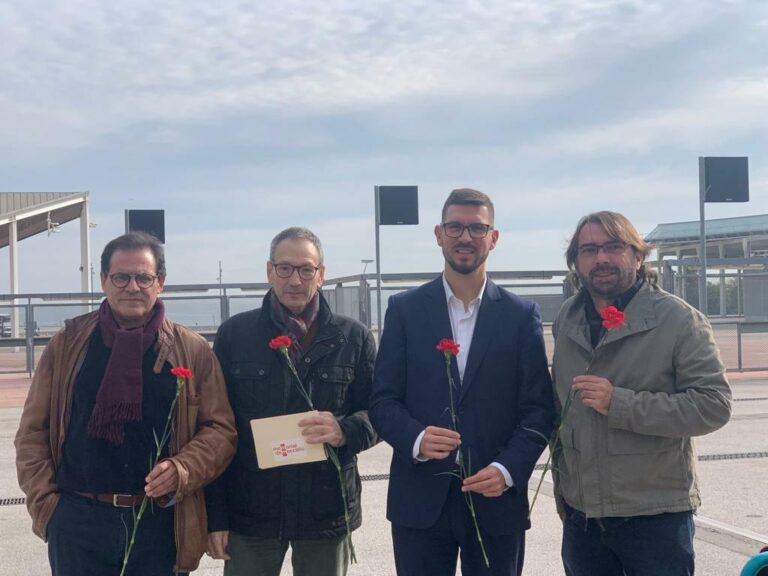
[250,410,328,469]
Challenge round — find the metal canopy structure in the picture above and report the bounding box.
[646,214,768,318]
[0,193,89,248]
[646,214,768,245]
[646,214,768,261]
[0,192,91,337]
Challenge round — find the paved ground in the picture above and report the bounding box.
[0,373,766,575]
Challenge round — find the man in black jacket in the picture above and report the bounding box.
[205,226,377,576]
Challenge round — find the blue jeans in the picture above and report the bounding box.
[562,504,695,576]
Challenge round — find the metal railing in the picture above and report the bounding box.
[3,271,768,375]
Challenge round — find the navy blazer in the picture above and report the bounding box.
[369,276,555,535]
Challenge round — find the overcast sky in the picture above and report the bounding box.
[2,0,767,292]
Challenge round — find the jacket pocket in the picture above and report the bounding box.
[607,429,689,506]
[311,365,354,412]
[554,426,586,509]
[310,460,358,521]
[229,362,275,417]
[236,466,283,520]
[607,428,680,454]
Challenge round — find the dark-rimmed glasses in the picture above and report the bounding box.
[271,262,321,280]
[442,222,493,239]
[108,273,159,289]
[577,241,628,258]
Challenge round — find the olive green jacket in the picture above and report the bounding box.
[552,283,731,518]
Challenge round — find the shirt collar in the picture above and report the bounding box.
[442,273,486,310]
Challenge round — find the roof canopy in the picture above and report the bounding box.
[0,192,88,248]
[645,214,768,245]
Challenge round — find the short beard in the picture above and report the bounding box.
[446,253,487,275]
[579,264,636,299]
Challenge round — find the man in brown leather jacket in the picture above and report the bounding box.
[15,232,237,575]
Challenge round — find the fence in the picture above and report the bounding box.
[2,271,768,374]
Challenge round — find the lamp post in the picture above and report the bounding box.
[360,259,374,328]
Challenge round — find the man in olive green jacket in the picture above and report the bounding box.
[552,211,731,576]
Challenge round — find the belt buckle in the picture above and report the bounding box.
[112,494,136,508]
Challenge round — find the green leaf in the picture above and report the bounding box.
[436,471,463,480]
[522,426,549,444]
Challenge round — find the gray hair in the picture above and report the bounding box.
[269,227,324,264]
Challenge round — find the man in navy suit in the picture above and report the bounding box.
[370,188,555,576]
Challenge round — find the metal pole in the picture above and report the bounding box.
[360,260,374,329]
[9,218,19,338]
[374,187,383,337]
[25,300,35,375]
[79,197,91,294]
[698,157,708,315]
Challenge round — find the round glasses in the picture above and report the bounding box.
[108,273,159,289]
[271,262,320,280]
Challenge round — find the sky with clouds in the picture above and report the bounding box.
[2,0,767,292]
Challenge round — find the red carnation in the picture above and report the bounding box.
[269,335,293,350]
[170,367,193,379]
[436,338,460,356]
[599,306,625,330]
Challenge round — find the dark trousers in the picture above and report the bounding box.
[48,492,186,576]
[391,478,525,576]
[562,504,695,576]
[224,532,349,576]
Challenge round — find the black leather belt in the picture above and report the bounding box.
[74,491,146,508]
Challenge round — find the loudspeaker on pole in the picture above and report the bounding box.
[376,186,419,225]
[125,209,165,243]
[699,157,749,203]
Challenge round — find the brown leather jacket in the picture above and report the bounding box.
[15,310,237,573]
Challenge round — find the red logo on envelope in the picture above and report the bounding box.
[272,438,306,461]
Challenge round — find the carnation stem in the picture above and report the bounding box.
[465,489,489,567]
[528,323,616,518]
[444,355,459,432]
[326,444,357,563]
[528,385,576,519]
[278,346,357,563]
[120,378,184,576]
[442,351,489,568]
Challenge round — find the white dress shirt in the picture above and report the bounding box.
[412,274,513,488]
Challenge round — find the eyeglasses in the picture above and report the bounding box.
[108,273,159,289]
[577,241,629,258]
[441,222,493,239]
[271,262,321,280]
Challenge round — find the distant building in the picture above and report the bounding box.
[645,214,768,319]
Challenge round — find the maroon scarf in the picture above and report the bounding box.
[87,299,165,445]
[269,290,320,362]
